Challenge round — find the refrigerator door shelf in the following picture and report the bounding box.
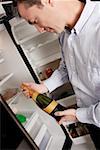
[0,24,5,31]
[40,133,52,150]
[8,91,23,105]
[25,112,39,133]
[35,124,53,150]
[16,110,36,128]
[0,1,13,5]
[34,124,47,146]
[0,58,4,64]
[0,4,6,19]
[0,73,14,87]
[8,94,37,130]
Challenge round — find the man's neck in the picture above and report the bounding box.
[64,0,85,29]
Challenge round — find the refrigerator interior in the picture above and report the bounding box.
[11,17,75,99]
[0,14,95,149]
[0,21,66,150]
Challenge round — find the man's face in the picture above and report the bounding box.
[18,2,66,33]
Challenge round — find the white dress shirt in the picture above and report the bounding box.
[44,0,100,127]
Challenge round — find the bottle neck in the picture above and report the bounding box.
[32,91,39,101]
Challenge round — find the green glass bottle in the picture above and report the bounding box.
[21,84,66,121]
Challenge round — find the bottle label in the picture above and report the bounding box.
[43,100,58,114]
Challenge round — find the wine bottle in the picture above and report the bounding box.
[21,84,73,149]
[21,84,66,121]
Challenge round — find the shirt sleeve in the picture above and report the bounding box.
[44,53,69,93]
[76,28,100,127]
[76,102,100,127]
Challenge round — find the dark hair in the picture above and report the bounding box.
[17,0,43,7]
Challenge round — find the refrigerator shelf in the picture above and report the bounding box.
[25,113,53,150]
[43,136,52,150]
[34,124,53,150]
[0,50,2,53]
[7,91,22,105]
[25,112,39,133]
[0,1,13,4]
[39,131,52,150]
[25,39,60,67]
[0,58,4,64]
[19,32,40,44]
[34,124,47,146]
[33,52,61,68]
[0,24,5,31]
[21,32,58,52]
[11,19,40,44]
[26,38,58,53]
[0,73,13,87]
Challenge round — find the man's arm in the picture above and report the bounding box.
[44,55,69,93]
[76,102,100,127]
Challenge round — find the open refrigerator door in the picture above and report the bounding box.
[0,20,66,150]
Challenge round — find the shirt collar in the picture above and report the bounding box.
[72,0,96,35]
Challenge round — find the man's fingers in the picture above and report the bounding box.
[58,117,67,125]
[55,109,76,116]
[55,111,66,116]
[55,110,71,116]
[58,115,77,125]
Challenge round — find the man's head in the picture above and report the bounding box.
[17,0,43,8]
[17,0,84,33]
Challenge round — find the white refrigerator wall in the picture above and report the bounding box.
[0,25,34,90]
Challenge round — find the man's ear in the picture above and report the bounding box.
[41,0,54,6]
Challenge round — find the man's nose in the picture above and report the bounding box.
[34,24,45,32]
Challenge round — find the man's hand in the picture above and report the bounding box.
[55,109,77,125]
[21,82,48,97]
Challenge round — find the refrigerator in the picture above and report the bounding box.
[0,3,93,150]
[0,3,73,150]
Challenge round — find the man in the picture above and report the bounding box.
[17,0,100,149]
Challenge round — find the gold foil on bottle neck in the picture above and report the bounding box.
[32,92,39,101]
[43,100,58,114]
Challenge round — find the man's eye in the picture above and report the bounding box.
[28,21,33,25]
[34,20,37,24]
[28,20,37,25]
